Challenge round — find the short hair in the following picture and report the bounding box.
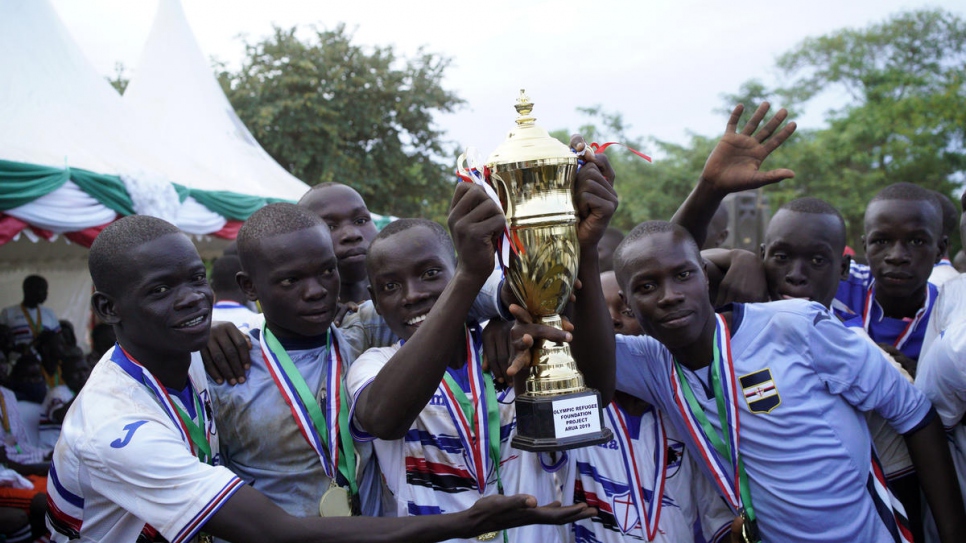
[298,182,364,207]
[89,215,182,294]
[210,255,244,292]
[929,190,958,238]
[613,221,699,283]
[23,275,46,290]
[236,203,324,272]
[777,197,847,242]
[367,219,454,269]
[869,183,941,213]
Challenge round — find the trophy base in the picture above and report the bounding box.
[511,389,613,452]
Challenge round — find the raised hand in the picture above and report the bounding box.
[569,135,618,248]
[448,182,506,285]
[700,102,797,196]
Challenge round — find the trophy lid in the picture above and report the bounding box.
[487,90,576,167]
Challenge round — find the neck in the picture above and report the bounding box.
[120,341,191,390]
[21,301,38,309]
[613,390,649,416]
[266,321,330,347]
[668,312,723,371]
[340,280,370,304]
[876,286,926,319]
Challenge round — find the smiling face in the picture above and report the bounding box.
[367,225,455,342]
[863,199,944,303]
[103,233,213,361]
[300,185,379,286]
[761,210,846,308]
[617,230,714,355]
[239,225,340,340]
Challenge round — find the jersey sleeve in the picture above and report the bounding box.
[807,305,931,434]
[916,321,966,429]
[345,347,393,441]
[469,265,509,322]
[614,334,664,405]
[83,415,243,543]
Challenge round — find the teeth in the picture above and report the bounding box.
[177,316,205,328]
[406,314,428,326]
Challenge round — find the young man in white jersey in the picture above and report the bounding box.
[46,213,590,543]
[347,158,617,542]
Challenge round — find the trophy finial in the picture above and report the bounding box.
[514,89,535,126]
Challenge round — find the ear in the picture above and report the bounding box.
[368,285,381,316]
[937,235,949,264]
[840,254,852,281]
[236,271,258,302]
[618,290,627,307]
[717,228,729,247]
[759,243,765,260]
[861,234,867,254]
[91,291,119,325]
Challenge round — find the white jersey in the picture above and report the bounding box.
[915,319,966,508]
[550,402,732,543]
[0,304,59,346]
[921,273,966,357]
[210,301,260,330]
[347,342,563,543]
[47,346,242,543]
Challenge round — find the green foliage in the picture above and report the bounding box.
[768,8,966,254]
[218,25,465,220]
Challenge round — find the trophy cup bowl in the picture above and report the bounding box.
[485,90,612,452]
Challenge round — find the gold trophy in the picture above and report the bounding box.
[485,90,612,452]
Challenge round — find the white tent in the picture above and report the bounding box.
[0,0,311,349]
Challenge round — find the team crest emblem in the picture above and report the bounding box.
[665,439,685,478]
[611,489,640,534]
[739,368,781,414]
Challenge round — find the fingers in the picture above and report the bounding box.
[205,322,251,385]
[740,102,770,137]
[754,168,796,186]
[725,104,744,134]
[532,502,595,524]
[482,319,514,383]
[761,121,797,154]
[508,304,533,324]
[753,107,787,143]
[729,516,745,543]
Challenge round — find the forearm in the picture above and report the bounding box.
[572,247,615,405]
[358,271,486,439]
[670,178,728,250]
[904,416,966,542]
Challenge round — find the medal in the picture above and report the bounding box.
[319,482,353,517]
[740,508,761,543]
[198,534,214,543]
[476,532,498,541]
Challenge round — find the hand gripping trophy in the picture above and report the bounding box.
[482,90,612,452]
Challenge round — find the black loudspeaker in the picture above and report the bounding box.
[722,190,770,251]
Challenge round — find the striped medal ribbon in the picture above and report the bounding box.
[260,327,357,495]
[111,345,211,463]
[862,281,932,351]
[670,314,758,539]
[607,404,668,541]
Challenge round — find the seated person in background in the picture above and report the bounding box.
[57,321,77,351]
[85,323,115,367]
[0,276,60,349]
[209,255,260,329]
[39,348,90,449]
[34,329,66,391]
[7,355,47,405]
[541,270,733,543]
[46,213,590,543]
[927,190,959,287]
[0,384,49,542]
[0,504,33,543]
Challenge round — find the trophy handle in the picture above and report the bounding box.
[488,172,511,217]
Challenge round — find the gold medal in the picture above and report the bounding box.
[319,484,352,517]
[198,534,214,543]
[476,532,498,541]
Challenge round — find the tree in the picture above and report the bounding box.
[218,25,465,219]
[765,8,966,254]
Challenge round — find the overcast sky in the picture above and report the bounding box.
[51,0,964,161]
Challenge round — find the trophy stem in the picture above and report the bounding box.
[526,314,586,395]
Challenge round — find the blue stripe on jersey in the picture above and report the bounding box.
[403,428,464,453]
[573,522,608,543]
[576,461,630,497]
[866,474,902,543]
[49,464,84,508]
[408,502,443,515]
